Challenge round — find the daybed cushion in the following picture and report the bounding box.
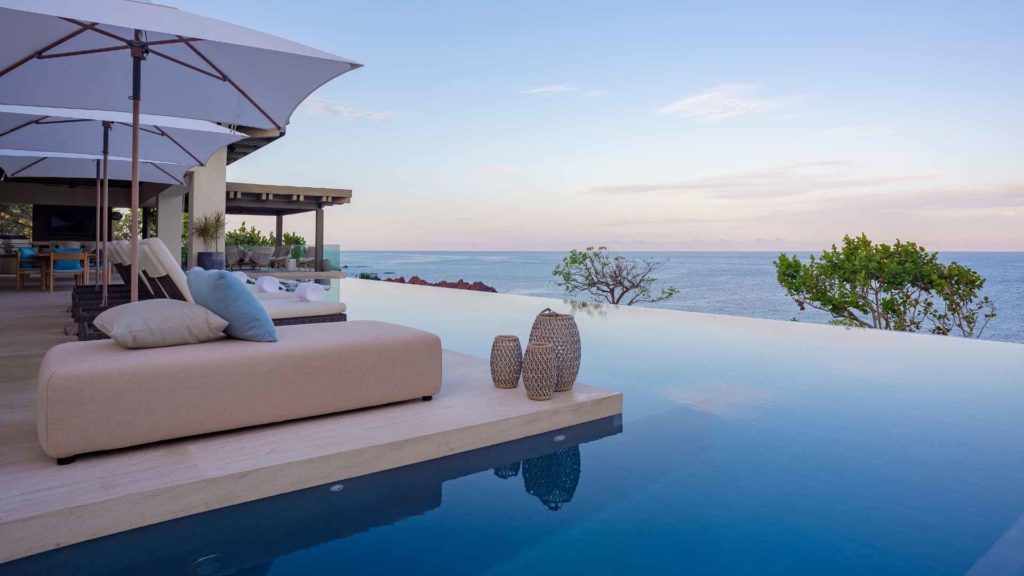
[93,300,229,349]
[187,268,277,342]
[261,298,347,319]
[37,321,443,458]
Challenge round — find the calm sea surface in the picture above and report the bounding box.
[339,251,1024,345]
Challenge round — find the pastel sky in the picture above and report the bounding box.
[173,0,1024,251]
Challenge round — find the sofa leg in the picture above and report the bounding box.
[57,456,77,466]
[422,395,433,401]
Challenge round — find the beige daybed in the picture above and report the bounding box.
[37,321,442,463]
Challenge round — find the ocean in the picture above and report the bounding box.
[338,251,1024,345]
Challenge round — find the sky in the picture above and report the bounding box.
[173,0,1024,251]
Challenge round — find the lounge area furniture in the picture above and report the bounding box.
[247,246,274,270]
[37,320,443,462]
[14,247,42,291]
[47,249,89,291]
[268,245,291,268]
[72,239,347,340]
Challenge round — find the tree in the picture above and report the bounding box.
[225,221,273,246]
[109,208,156,240]
[553,246,678,305]
[282,231,305,246]
[774,234,996,338]
[0,203,32,237]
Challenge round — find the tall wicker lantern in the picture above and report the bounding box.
[528,308,581,391]
[523,446,582,511]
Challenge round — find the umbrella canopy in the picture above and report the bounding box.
[0,0,361,301]
[0,104,245,166]
[0,0,361,129]
[0,150,187,185]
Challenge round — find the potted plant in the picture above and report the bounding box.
[192,211,226,269]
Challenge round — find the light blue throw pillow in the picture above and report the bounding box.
[186,268,277,342]
[52,248,83,271]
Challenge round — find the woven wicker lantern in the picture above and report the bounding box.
[493,461,521,479]
[523,446,581,511]
[529,308,581,391]
[490,335,523,389]
[522,342,556,400]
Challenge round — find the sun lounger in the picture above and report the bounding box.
[139,238,348,324]
[37,320,442,462]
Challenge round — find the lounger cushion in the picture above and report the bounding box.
[93,300,229,349]
[37,321,443,458]
[187,269,277,342]
[261,299,347,319]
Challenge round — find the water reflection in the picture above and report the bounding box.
[523,447,581,511]
[2,417,620,576]
[493,461,521,479]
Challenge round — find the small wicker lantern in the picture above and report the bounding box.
[490,335,523,389]
[493,461,521,479]
[529,308,581,392]
[522,342,556,400]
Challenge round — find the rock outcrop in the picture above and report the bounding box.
[383,276,497,293]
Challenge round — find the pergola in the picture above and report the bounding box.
[220,182,351,271]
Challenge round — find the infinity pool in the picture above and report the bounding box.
[4,279,1024,575]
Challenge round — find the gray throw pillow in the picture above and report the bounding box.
[94,300,228,349]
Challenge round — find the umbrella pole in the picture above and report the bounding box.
[94,160,100,288]
[129,33,145,302]
[101,122,111,308]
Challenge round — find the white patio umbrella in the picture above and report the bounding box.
[0,0,362,300]
[0,104,245,303]
[0,150,189,184]
[0,105,245,166]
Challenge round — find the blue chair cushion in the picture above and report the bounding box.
[18,247,38,269]
[187,268,277,342]
[52,248,84,271]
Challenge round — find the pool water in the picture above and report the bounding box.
[5,279,1024,575]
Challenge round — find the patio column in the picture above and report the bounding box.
[157,188,185,268]
[141,208,152,239]
[186,148,227,268]
[315,204,324,272]
[275,213,283,246]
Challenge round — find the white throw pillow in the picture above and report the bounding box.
[93,300,228,349]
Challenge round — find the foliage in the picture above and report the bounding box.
[282,231,306,246]
[226,222,307,259]
[553,246,678,305]
[225,221,273,247]
[358,272,381,280]
[774,234,996,338]
[192,211,226,252]
[0,203,32,237]
[110,208,156,240]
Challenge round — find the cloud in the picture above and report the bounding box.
[824,124,895,138]
[657,83,792,120]
[300,98,394,121]
[522,84,579,95]
[583,161,931,199]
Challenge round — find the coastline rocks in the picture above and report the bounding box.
[384,276,497,293]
